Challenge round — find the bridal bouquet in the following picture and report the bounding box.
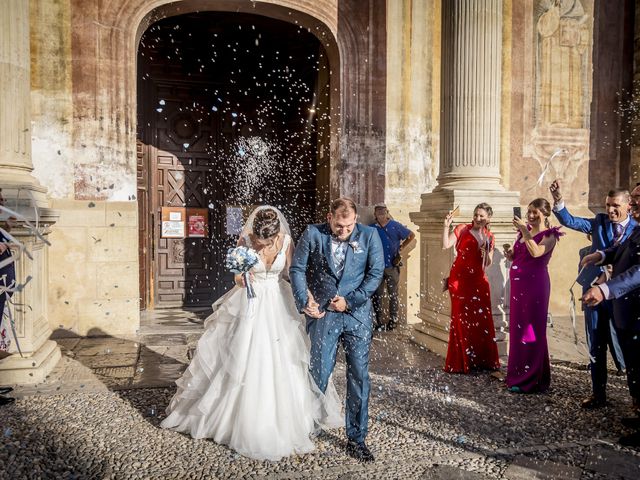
[225,246,259,299]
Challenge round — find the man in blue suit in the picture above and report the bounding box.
[582,184,640,446]
[290,197,384,462]
[550,181,633,409]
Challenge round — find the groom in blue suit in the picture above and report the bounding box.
[550,181,634,409]
[290,197,384,462]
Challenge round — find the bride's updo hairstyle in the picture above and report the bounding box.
[253,208,280,239]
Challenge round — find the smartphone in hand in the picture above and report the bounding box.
[513,206,522,219]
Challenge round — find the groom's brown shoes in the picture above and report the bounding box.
[346,441,374,463]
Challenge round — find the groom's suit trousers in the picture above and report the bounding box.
[307,311,372,443]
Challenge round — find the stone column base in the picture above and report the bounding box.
[0,340,61,385]
[410,188,520,359]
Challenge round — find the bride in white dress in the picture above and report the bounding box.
[160,206,342,461]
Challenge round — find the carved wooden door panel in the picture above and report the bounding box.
[136,140,149,309]
[148,82,234,308]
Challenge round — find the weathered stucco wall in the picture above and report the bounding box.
[509,0,597,315]
[385,0,441,327]
[28,0,340,336]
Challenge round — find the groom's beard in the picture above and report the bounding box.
[330,230,353,242]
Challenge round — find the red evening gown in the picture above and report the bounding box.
[445,224,500,373]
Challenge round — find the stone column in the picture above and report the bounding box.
[0,0,60,384]
[410,0,519,357]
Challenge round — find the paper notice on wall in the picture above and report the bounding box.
[162,221,184,238]
[226,207,243,235]
[169,211,182,221]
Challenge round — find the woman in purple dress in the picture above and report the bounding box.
[504,198,563,393]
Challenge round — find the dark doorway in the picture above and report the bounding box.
[137,12,330,309]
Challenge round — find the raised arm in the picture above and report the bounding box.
[442,212,457,249]
[550,180,595,233]
[513,217,557,258]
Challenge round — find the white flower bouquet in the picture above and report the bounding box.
[225,246,260,298]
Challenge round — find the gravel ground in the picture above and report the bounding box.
[1,334,639,479]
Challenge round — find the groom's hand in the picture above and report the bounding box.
[329,295,347,312]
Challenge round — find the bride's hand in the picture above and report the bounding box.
[234,273,254,288]
[304,293,325,318]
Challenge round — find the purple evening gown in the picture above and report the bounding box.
[506,226,563,393]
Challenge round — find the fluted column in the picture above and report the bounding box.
[437,0,503,190]
[0,0,60,385]
[410,0,519,358]
[0,0,34,186]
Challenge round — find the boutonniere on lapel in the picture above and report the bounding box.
[349,240,364,254]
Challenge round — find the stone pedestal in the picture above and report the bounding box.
[410,0,519,357]
[0,0,60,385]
[0,216,60,385]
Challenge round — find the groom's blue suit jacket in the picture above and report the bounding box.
[290,223,384,325]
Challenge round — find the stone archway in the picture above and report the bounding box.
[68,0,341,204]
[135,10,335,308]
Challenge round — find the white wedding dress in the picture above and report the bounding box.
[161,234,342,461]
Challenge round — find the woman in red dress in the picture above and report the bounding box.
[442,203,500,373]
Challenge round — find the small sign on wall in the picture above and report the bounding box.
[187,208,208,238]
[161,207,185,238]
[225,205,259,236]
[226,206,243,235]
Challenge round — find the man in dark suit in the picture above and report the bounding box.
[582,184,640,446]
[550,181,633,408]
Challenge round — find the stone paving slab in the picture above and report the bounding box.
[420,464,492,479]
[140,345,190,364]
[503,456,582,479]
[137,333,191,346]
[130,361,186,388]
[74,340,139,357]
[75,352,139,369]
[585,444,640,479]
[55,337,82,352]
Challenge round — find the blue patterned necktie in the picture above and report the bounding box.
[332,238,347,275]
[613,223,624,244]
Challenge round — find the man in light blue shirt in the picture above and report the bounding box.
[370,204,414,331]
